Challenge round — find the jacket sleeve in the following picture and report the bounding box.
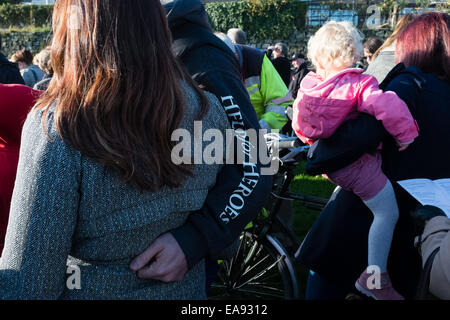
[288,66,307,100]
[382,68,423,118]
[357,75,419,145]
[259,56,293,130]
[291,97,313,145]
[304,65,422,176]
[0,109,81,299]
[0,64,25,85]
[170,46,273,268]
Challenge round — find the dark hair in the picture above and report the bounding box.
[11,49,34,65]
[0,33,2,51]
[275,43,288,57]
[35,0,209,192]
[364,37,383,55]
[290,53,305,61]
[396,12,450,81]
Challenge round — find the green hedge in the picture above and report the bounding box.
[0,1,308,42]
[206,0,307,42]
[0,4,53,29]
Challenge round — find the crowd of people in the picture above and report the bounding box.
[1,45,52,90]
[0,0,448,300]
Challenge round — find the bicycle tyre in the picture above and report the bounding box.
[208,231,299,300]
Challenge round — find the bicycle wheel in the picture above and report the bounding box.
[208,231,299,300]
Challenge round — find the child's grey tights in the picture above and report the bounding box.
[363,180,399,273]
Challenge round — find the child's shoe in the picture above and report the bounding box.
[355,269,405,300]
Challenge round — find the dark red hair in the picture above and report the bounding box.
[395,12,450,81]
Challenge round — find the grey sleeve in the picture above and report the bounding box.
[0,108,81,299]
[364,53,396,84]
[21,70,34,88]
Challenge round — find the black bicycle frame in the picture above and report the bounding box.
[263,161,329,250]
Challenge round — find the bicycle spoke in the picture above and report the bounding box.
[228,232,247,272]
[209,282,285,300]
[211,229,297,300]
[242,239,259,266]
[234,255,285,290]
[232,237,262,283]
[231,288,285,299]
[253,270,283,283]
[222,260,231,278]
[245,283,285,294]
[224,234,257,286]
[243,239,267,273]
[241,253,272,278]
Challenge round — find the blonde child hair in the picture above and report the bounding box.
[308,21,364,71]
[34,47,52,75]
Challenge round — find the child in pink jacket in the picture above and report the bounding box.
[293,21,419,300]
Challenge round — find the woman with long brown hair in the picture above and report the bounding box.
[0,0,229,299]
[365,14,416,83]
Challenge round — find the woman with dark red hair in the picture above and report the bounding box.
[297,11,450,300]
[0,85,41,256]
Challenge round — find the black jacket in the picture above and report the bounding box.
[288,63,309,100]
[0,52,24,85]
[297,64,450,299]
[271,56,291,88]
[164,0,272,268]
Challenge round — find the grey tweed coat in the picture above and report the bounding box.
[0,83,229,300]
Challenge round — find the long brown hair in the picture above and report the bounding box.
[372,14,416,60]
[35,0,208,192]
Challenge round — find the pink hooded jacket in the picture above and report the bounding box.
[293,68,419,146]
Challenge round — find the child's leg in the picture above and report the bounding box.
[327,153,398,272]
[363,180,399,273]
[327,153,404,299]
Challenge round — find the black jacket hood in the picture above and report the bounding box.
[0,52,25,85]
[163,0,235,63]
[0,52,14,66]
[164,0,212,32]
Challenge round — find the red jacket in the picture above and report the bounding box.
[0,84,41,255]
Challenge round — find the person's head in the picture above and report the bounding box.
[36,0,207,192]
[307,21,363,76]
[290,53,305,69]
[34,46,53,75]
[363,37,383,64]
[214,32,238,59]
[227,28,247,45]
[10,49,34,70]
[273,43,288,58]
[395,12,449,82]
[372,14,416,60]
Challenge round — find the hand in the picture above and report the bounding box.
[130,233,188,282]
